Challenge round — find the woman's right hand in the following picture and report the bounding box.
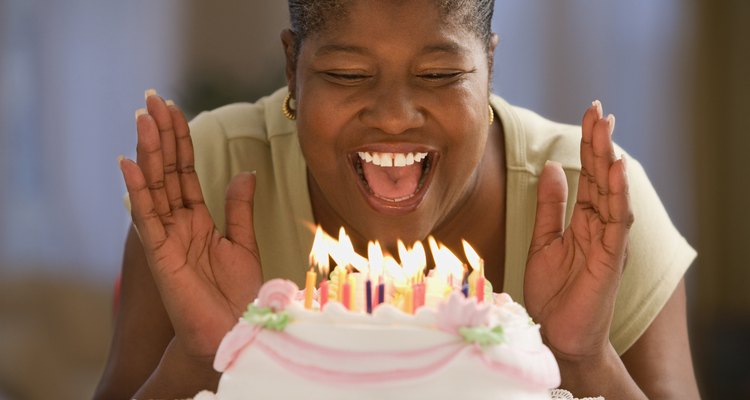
[119,90,263,364]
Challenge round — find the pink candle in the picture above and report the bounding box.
[320,279,329,310]
[476,261,485,302]
[415,282,426,310]
[342,278,352,310]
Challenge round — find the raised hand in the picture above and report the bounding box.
[119,90,263,362]
[524,101,633,362]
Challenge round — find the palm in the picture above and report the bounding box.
[120,93,262,360]
[524,102,632,360]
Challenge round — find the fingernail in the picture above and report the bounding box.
[144,88,158,99]
[117,154,125,166]
[135,108,147,121]
[607,114,616,135]
[165,99,175,107]
[592,100,603,118]
[545,160,562,169]
[250,170,257,175]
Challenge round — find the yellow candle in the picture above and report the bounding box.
[304,267,316,310]
[337,266,347,303]
[404,286,414,314]
[348,274,357,311]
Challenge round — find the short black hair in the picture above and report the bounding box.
[287,0,495,58]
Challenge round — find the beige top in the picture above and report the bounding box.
[186,87,695,354]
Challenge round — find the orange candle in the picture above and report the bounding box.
[304,267,316,309]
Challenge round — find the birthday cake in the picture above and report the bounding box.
[193,229,562,400]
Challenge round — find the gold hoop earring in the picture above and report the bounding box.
[282,91,296,120]
[488,104,494,125]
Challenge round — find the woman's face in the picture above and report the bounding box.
[287,0,493,246]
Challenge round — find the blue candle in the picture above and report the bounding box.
[377,277,385,306]
[461,282,469,297]
[366,278,373,314]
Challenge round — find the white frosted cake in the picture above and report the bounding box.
[191,230,574,399]
[193,279,561,400]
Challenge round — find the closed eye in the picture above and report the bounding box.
[324,72,372,84]
[418,72,463,81]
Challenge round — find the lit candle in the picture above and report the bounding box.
[377,276,385,307]
[476,261,485,302]
[304,266,316,310]
[414,281,426,310]
[424,275,447,308]
[350,273,363,312]
[320,278,329,310]
[403,284,414,314]
[366,276,373,314]
[367,241,383,312]
[337,266,346,303]
[311,226,330,310]
[342,271,352,310]
[462,239,484,301]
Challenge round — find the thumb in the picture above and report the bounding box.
[224,171,259,253]
[529,161,569,255]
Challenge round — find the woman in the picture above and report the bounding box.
[96,1,700,398]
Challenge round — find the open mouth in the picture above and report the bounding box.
[351,149,436,213]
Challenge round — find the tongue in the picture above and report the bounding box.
[361,161,422,200]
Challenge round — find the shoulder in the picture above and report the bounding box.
[491,94,584,176]
[189,86,295,146]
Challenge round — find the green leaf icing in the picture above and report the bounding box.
[458,325,505,346]
[243,304,291,331]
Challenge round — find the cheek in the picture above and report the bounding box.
[296,110,350,187]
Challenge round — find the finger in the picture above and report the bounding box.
[170,102,205,208]
[529,161,569,255]
[592,114,617,222]
[135,107,171,219]
[119,157,168,253]
[577,100,602,207]
[224,172,259,255]
[602,156,634,262]
[146,89,183,210]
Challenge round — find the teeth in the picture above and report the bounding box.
[357,151,428,167]
[394,153,406,167]
[381,153,393,167]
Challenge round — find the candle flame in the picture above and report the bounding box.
[329,227,369,274]
[367,241,384,279]
[398,240,426,282]
[311,228,484,291]
[310,226,330,275]
[462,239,482,272]
[383,255,405,284]
[428,236,464,282]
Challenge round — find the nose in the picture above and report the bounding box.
[359,82,424,135]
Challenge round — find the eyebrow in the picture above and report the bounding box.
[420,42,468,56]
[315,44,369,57]
[314,41,469,58]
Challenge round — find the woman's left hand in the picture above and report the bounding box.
[523,101,633,362]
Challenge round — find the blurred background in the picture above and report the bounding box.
[0,0,747,398]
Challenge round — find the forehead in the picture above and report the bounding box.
[301,0,483,59]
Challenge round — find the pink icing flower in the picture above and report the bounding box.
[213,320,258,372]
[436,292,491,335]
[257,279,299,312]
